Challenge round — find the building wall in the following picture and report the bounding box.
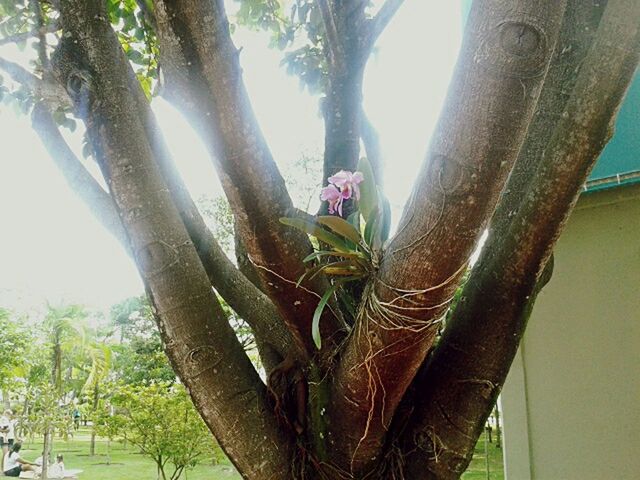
[502,183,640,480]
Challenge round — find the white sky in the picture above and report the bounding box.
[0,1,462,314]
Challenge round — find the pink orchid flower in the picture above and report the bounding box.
[328,170,364,201]
[320,184,344,216]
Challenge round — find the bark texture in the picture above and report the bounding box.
[53,1,293,477]
[3,0,638,478]
[400,1,640,477]
[151,0,342,356]
[31,102,128,249]
[327,1,567,474]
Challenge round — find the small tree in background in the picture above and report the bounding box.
[98,382,219,480]
[0,308,31,408]
[22,384,73,479]
[110,296,176,385]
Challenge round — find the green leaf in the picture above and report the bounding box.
[320,260,363,276]
[337,288,356,320]
[296,260,334,287]
[280,217,350,252]
[312,282,340,350]
[303,250,366,263]
[316,216,363,246]
[357,156,378,222]
[347,211,360,231]
[373,194,392,250]
[380,195,392,243]
[363,207,379,247]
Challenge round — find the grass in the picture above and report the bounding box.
[461,431,505,480]
[16,427,502,479]
[18,428,240,480]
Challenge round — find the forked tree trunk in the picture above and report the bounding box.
[2,0,636,479]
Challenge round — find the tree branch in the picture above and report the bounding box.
[54,1,294,476]
[0,57,40,91]
[151,0,342,357]
[119,48,304,364]
[326,0,568,474]
[7,50,298,365]
[135,0,157,31]
[0,21,59,47]
[399,0,640,477]
[317,0,343,70]
[360,109,383,186]
[0,43,295,365]
[364,0,406,50]
[29,0,50,70]
[0,56,71,108]
[319,1,369,206]
[31,102,129,248]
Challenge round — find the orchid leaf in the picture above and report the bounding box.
[317,215,363,246]
[303,250,367,263]
[373,194,392,250]
[296,262,327,287]
[321,260,363,276]
[347,211,360,232]
[337,288,356,320]
[380,195,392,243]
[357,157,378,223]
[280,217,350,252]
[312,282,341,349]
[363,207,379,248]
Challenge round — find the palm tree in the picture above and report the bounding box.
[81,343,112,456]
[41,305,86,478]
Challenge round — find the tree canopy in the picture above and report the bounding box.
[0,0,638,479]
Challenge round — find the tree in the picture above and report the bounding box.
[0,0,638,478]
[82,342,112,456]
[0,308,30,397]
[98,382,218,480]
[38,304,87,478]
[110,296,176,384]
[21,383,74,480]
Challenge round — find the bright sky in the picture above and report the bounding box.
[0,1,462,314]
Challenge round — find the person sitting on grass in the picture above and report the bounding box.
[3,442,38,477]
[48,454,65,479]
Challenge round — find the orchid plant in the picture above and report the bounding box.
[280,157,391,348]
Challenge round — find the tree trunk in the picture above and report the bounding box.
[399,1,640,477]
[327,1,567,473]
[54,1,293,477]
[2,1,638,479]
[494,404,501,449]
[42,428,51,480]
[90,384,99,456]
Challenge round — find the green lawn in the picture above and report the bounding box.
[462,432,504,480]
[17,427,501,479]
[19,428,240,480]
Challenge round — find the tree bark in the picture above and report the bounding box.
[41,428,51,480]
[327,1,567,475]
[53,1,293,477]
[399,1,640,477]
[89,384,98,456]
[4,38,298,364]
[152,0,342,356]
[31,102,129,249]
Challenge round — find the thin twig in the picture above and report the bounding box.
[0,21,59,46]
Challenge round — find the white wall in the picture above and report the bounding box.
[502,184,640,480]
